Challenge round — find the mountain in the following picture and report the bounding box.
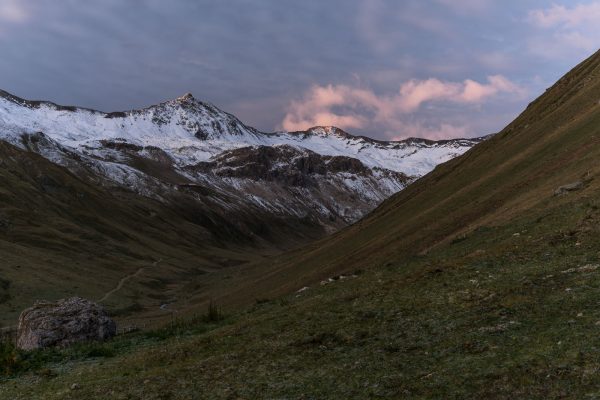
[0,89,483,230]
[7,50,600,399]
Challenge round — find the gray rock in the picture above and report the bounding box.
[16,297,116,350]
[554,181,584,196]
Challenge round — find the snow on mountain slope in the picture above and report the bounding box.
[0,90,480,175]
[0,89,485,228]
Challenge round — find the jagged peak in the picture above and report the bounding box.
[306,126,346,134]
[176,92,195,102]
[302,125,488,146]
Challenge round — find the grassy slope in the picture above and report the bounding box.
[7,203,600,399]
[5,51,600,398]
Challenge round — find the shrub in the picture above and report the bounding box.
[204,300,223,323]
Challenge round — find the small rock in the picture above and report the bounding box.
[70,383,80,391]
[554,181,584,196]
[561,264,598,274]
[579,264,599,273]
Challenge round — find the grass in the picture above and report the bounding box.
[6,222,600,398]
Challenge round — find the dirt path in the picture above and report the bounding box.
[98,259,162,303]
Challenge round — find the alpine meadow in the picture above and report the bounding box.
[1,1,600,399]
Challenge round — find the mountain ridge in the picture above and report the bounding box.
[0,88,487,145]
[0,88,485,228]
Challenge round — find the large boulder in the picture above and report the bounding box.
[16,297,116,350]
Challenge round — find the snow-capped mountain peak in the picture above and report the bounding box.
[0,89,486,228]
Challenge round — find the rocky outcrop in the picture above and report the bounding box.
[16,297,116,350]
[187,145,410,187]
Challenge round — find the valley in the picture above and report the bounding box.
[4,2,599,399]
[3,47,600,400]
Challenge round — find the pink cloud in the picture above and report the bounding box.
[528,3,600,28]
[397,79,460,112]
[398,75,523,110]
[281,75,524,138]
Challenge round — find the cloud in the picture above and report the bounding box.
[281,76,525,139]
[528,3,600,28]
[356,0,405,53]
[0,0,29,23]
[356,0,456,54]
[477,51,516,71]
[435,0,493,14]
[527,2,600,59]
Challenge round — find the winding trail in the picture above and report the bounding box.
[0,259,163,334]
[98,259,162,303]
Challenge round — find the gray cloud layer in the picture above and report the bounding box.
[0,0,598,139]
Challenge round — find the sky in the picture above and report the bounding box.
[0,1,599,141]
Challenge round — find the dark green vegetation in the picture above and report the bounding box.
[4,50,600,398]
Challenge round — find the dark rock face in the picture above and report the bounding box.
[16,297,116,350]
[187,145,408,187]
